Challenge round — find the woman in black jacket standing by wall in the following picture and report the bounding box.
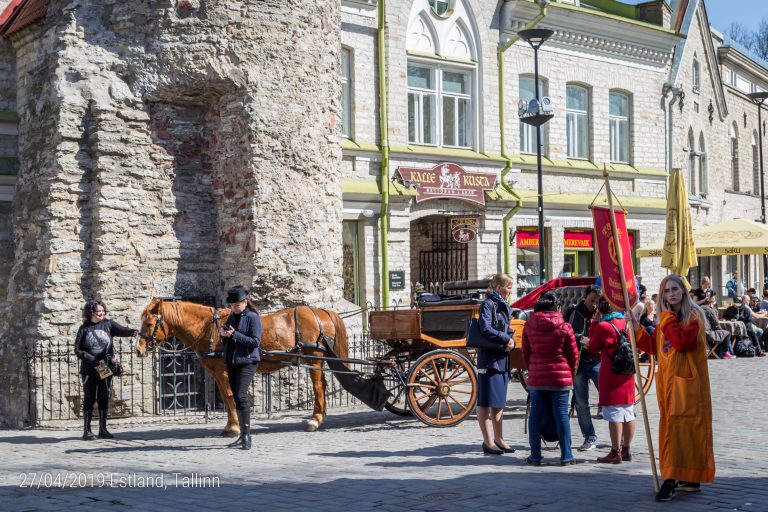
[74,300,135,440]
[220,285,262,450]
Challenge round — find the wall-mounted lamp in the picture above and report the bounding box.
[362,208,374,218]
[417,221,430,237]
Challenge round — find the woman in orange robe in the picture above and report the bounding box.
[632,274,715,502]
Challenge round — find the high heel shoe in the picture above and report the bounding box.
[482,442,504,455]
[493,440,516,453]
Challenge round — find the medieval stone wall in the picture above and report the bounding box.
[0,0,343,427]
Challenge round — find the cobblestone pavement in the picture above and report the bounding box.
[1,358,766,512]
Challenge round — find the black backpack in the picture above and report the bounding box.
[608,322,635,375]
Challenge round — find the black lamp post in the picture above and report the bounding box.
[748,91,768,277]
[518,28,554,285]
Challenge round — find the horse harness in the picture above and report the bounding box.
[284,305,337,366]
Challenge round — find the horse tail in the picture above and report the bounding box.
[327,309,349,361]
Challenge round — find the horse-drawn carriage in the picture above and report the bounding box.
[136,277,655,434]
[368,277,656,428]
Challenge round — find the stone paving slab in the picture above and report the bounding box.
[1,358,767,511]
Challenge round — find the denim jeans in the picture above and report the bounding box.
[573,358,600,442]
[528,389,573,463]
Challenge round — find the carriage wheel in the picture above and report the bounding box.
[378,350,413,417]
[406,350,477,428]
[634,352,656,404]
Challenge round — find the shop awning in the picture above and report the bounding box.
[637,218,768,257]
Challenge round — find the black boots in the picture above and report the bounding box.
[82,411,95,440]
[227,410,246,448]
[97,409,114,439]
[241,408,251,451]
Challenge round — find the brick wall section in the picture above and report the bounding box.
[0,0,342,426]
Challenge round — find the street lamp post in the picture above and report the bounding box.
[518,28,554,285]
[748,91,768,277]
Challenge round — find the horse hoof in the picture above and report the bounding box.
[221,430,240,438]
[304,420,319,432]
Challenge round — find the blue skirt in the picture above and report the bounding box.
[476,368,509,408]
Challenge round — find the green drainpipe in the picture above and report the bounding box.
[498,2,547,274]
[378,0,391,309]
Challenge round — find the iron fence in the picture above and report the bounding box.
[25,333,387,426]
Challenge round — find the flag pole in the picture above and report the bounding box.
[603,166,660,493]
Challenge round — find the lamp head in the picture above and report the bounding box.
[517,28,554,49]
[748,91,768,104]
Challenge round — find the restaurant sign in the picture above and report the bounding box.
[395,163,497,206]
[450,217,478,244]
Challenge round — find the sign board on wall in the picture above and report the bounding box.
[395,163,497,206]
[389,271,405,290]
[450,217,478,244]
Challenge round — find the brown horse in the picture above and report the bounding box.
[136,298,349,435]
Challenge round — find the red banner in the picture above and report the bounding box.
[592,206,638,310]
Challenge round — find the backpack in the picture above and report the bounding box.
[734,338,756,358]
[608,322,635,375]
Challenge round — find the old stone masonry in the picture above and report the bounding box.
[0,0,345,426]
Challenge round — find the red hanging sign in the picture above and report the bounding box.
[592,206,638,310]
[396,163,497,206]
[450,217,478,244]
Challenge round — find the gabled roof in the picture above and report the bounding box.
[0,0,49,38]
[668,0,728,120]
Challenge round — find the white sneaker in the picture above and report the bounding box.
[578,440,597,451]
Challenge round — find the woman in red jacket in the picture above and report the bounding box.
[588,296,636,464]
[522,291,579,465]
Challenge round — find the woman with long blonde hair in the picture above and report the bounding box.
[631,274,714,502]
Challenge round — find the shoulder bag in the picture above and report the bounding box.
[466,303,508,352]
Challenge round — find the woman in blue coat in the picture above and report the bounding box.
[220,285,262,450]
[476,273,517,455]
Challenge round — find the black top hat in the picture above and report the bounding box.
[226,285,249,304]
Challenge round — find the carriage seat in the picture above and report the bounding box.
[416,293,484,308]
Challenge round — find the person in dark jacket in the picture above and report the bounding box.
[589,297,635,464]
[475,273,516,455]
[522,291,579,466]
[564,285,601,452]
[220,285,262,450]
[74,300,135,440]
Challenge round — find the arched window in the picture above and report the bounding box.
[754,131,760,196]
[731,123,740,191]
[688,129,696,195]
[692,55,701,93]
[519,75,547,155]
[699,133,707,195]
[406,1,478,149]
[566,84,589,159]
[609,91,631,163]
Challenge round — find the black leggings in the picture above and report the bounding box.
[82,373,111,412]
[227,363,257,411]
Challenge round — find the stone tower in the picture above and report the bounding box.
[0,0,342,426]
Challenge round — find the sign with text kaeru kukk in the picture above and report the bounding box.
[592,206,639,310]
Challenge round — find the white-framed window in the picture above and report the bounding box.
[519,75,547,155]
[692,55,700,93]
[699,133,708,196]
[731,123,740,191]
[609,91,631,163]
[566,84,589,159]
[754,131,760,196]
[688,129,696,195]
[341,47,353,138]
[407,63,473,148]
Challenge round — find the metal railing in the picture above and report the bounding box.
[25,334,387,425]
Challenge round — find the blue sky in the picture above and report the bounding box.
[620,0,767,32]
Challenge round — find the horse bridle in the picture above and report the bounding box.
[137,313,168,351]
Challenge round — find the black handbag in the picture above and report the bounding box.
[466,304,506,352]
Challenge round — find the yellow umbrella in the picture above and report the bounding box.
[660,169,697,287]
[638,218,768,257]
